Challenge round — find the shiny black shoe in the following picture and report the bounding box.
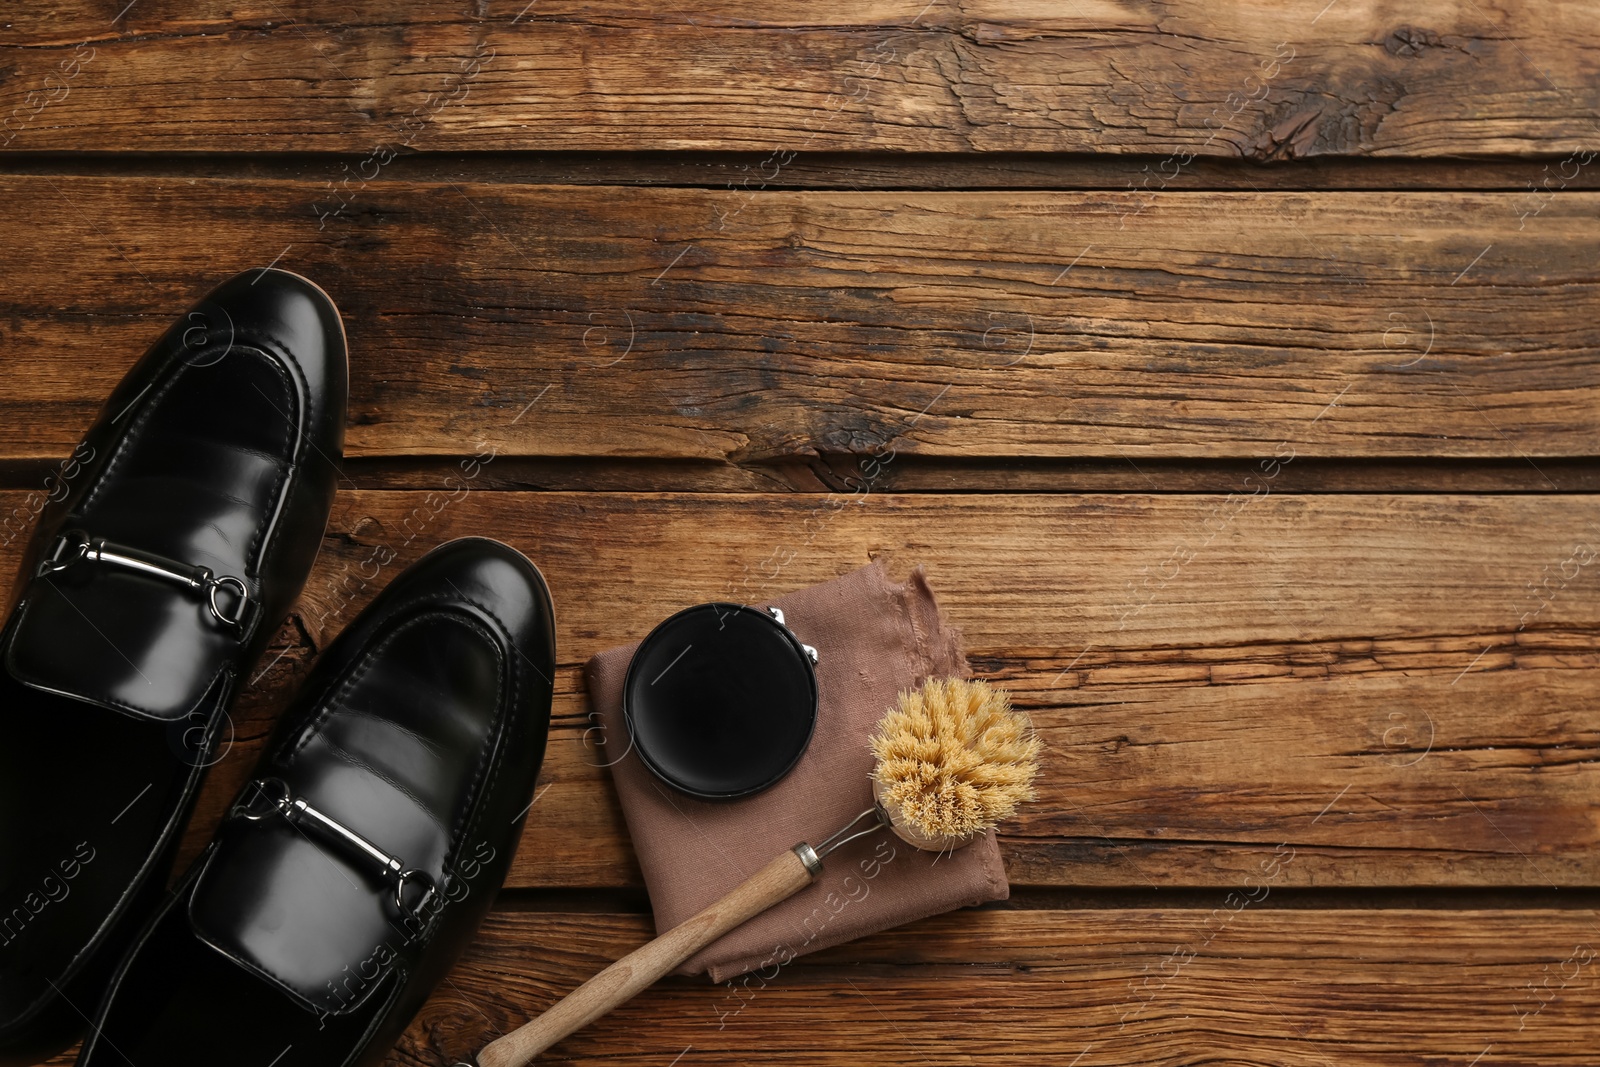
[77,538,555,1067]
[0,268,347,1062]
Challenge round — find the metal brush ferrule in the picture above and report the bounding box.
[792,842,823,877]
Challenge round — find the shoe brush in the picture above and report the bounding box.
[474,677,1041,1067]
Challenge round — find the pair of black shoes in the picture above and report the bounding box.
[0,271,555,1065]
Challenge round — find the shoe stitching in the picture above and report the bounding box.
[437,592,526,856]
[286,611,430,759]
[7,334,313,1020]
[76,344,295,552]
[238,334,305,582]
[14,325,322,1035]
[15,340,295,652]
[3,348,294,718]
[192,609,505,1013]
[325,705,450,761]
[86,596,539,1037]
[75,350,197,516]
[345,587,526,856]
[306,733,438,822]
[280,606,505,876]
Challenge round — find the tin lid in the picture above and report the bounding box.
[622,602,818,800]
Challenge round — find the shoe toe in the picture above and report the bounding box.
[393,537,557,681]
[199,267,349,428]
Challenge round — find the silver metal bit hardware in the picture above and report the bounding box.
[39,529,255,632]
[234,777,440,916]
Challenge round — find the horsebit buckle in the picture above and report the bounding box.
[37,530,254,632]
[234,777,441,917]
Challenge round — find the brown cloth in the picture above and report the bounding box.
[585,560,1009,982]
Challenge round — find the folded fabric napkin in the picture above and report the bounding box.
[585,560,1009,982]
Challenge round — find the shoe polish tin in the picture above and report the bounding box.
[622,603,818,800]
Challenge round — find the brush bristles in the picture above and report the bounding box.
[869,678,1041,841]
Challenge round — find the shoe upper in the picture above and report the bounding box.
[0,268,347,1056]
[192,538,554,1016]
[2,267,347,726]
[74,538,554,1067]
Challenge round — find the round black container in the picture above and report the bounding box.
[622,602,818,800]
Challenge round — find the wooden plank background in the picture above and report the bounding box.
[4,1,1597,1064]
[2,2,1599,155]
[410,909,1600,1066]
[2,181,1600,469]
[64,489,1583,892]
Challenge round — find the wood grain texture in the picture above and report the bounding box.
[386,908,1600,1065]
[3,179,1600,467]
[5,489,1587,891]
[34,908,1600,1065]
[2,3,1593,1063]
[3,2,1600,156]
[478,849,816,1066]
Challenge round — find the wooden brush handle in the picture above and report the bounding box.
[476,845,819,1067]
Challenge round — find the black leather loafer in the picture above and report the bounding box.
[77,538,555,1067]
[0,268,347,1062]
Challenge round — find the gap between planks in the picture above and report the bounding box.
[1,456,1598,495]
[3,152,1598,192]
